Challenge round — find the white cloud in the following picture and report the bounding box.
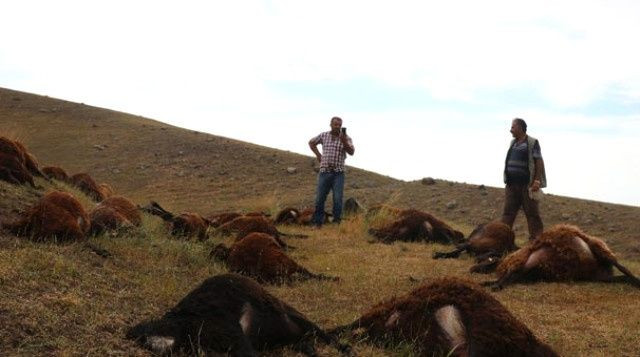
[1,0,639,205]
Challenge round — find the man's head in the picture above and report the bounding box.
[510,118,527,138]
[330,116,343,134]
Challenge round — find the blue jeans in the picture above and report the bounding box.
[313,171,345,226]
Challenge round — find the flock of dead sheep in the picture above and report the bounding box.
[2,136,640,356]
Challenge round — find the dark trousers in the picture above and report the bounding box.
[312,171,345,226]
[501,183,544,240]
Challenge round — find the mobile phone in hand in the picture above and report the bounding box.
[341,127,347,135]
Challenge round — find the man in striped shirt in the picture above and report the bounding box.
[501,118,547,240]
[308,116,355,227]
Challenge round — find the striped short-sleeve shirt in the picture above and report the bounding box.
[309,131,353,172]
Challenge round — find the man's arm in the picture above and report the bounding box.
[309,139,322,162]
[340,135,355,156]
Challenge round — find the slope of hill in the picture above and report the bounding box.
[1,87,640,356]
[1,87,638,258]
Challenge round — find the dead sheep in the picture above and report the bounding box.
[208,211,272,228]
[331,277,558,357]
[217,215,307,249]
[42,166,70,182]
[13,140,45,178]
[126,273,352,356]
[481,224,640,290]
[0,153,36,187]
[70,172,107,201]
[275,207,332,225]
[0,137,44,178]
[207,211,243,227]
[368,209,464,244]
[98,182,114,199]
[89,195,142,235]
[141,201,210,240]
[210,232,338,284]
[3,191,89,242]
[433,221,517,262]
[274,207,301,225]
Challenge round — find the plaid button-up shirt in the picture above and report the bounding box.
[309,131,353,172]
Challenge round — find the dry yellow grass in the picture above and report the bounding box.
[2,87,640,356]
[2,180,639,356]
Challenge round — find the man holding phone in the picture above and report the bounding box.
[308,116,355,228]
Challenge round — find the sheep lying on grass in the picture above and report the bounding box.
[13,140,45,178]
[274,207,331,225]
[3,191,89,242]
[0,153,36,187]
[331,277,558,357]
[208,211,272,228]
[89,195,141,235]
[433,221,517,262]
[480,224,640,290]
[217,215,307,250]
[127,273,352,356]
[368,209,463,244]
[210,232,339,284]
[0,137,45,187]
[70,173,109,201]
[42,166,70,182]
[141,201,210,241]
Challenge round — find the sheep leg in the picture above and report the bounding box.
[481,268,525,290]
[287,314,353,356]
[297,267,339,282]
[469,256,501,274]
[433,244,469,259]
[610,261,640,289]
[490,268,527,291]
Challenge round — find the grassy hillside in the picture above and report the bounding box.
[1,87,640,356]
[1,87,638,258]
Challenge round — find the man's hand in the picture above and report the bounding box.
[316,153,322,163]
[530,180,541,192]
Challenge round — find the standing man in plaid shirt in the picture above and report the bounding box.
[308,116,355,227]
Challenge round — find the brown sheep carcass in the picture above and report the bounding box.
[368,209,464,244]
[89,195,142,235]
[217,215,305,249]
[70,173,107,201]
[211,232,338,284]
[207,211,243,228]
[298,208,333,225]
[127,273,351,356]
[0,153,36,187]
[433,221,517,263]
[274,207,331,225]
[141,201,209,240]
[3,191,89,242]
[483,224,640,290]
[331,277,558,357]
[274,207,301,225]
[98,183,114,199]
[42,166,70,182]
[0,136,24,161]
[12,140,45,178]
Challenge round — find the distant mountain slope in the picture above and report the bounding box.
[1,87,638,258]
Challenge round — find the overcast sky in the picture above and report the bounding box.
[2,1,639,206]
